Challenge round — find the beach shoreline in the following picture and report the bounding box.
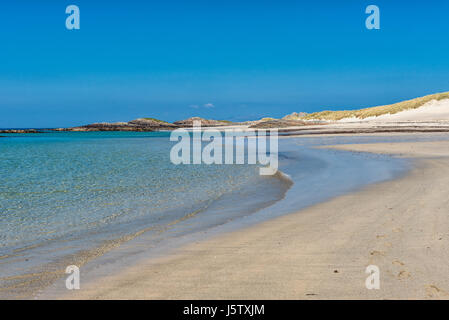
[39,137,449,300]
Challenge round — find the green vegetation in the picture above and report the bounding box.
[143,117,170,124]
[302,91,449,121]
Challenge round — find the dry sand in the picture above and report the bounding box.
[338,98,449,122]
[59,140,449,300]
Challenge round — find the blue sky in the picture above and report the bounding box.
[1,0,449,128]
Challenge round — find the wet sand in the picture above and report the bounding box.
[57,140,449,299]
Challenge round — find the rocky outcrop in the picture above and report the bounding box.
[57,118,179,132]
[173,117,233,127]
[54,116,240,132]
[0,129,41,133]
[249,119,309,128]
[128,118,178,129]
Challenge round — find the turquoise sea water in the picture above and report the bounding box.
[0,132,259,247]
[0,131,290,296]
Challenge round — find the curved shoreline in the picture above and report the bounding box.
[1,159,292,299]
[36,135,413,299]
[31,163,294,300]
[43,138,449,300]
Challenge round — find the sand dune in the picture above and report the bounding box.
[300,91,449,122]
[339,99,449,123]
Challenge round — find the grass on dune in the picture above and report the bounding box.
[302,91,449,121]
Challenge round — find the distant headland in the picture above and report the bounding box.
[2,91,449,135]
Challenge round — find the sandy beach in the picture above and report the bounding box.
[4,0,449,305]
[55,138,449,300]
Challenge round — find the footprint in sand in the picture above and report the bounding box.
[370,250,385,256]
[392,260,405,266]
[425,285,449,298]
[398,270,411,280]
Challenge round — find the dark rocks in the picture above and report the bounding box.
[249,119,309,129]
[128,118,178,130]
[173,117,233,127]
[55,116,239,132]
[58,118,179,132]
[0,129,41,133]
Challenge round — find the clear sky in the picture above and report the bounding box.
[1,0,449,128]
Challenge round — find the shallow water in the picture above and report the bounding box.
[0,131,290,297]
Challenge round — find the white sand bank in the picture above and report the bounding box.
[339,99,449,123]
